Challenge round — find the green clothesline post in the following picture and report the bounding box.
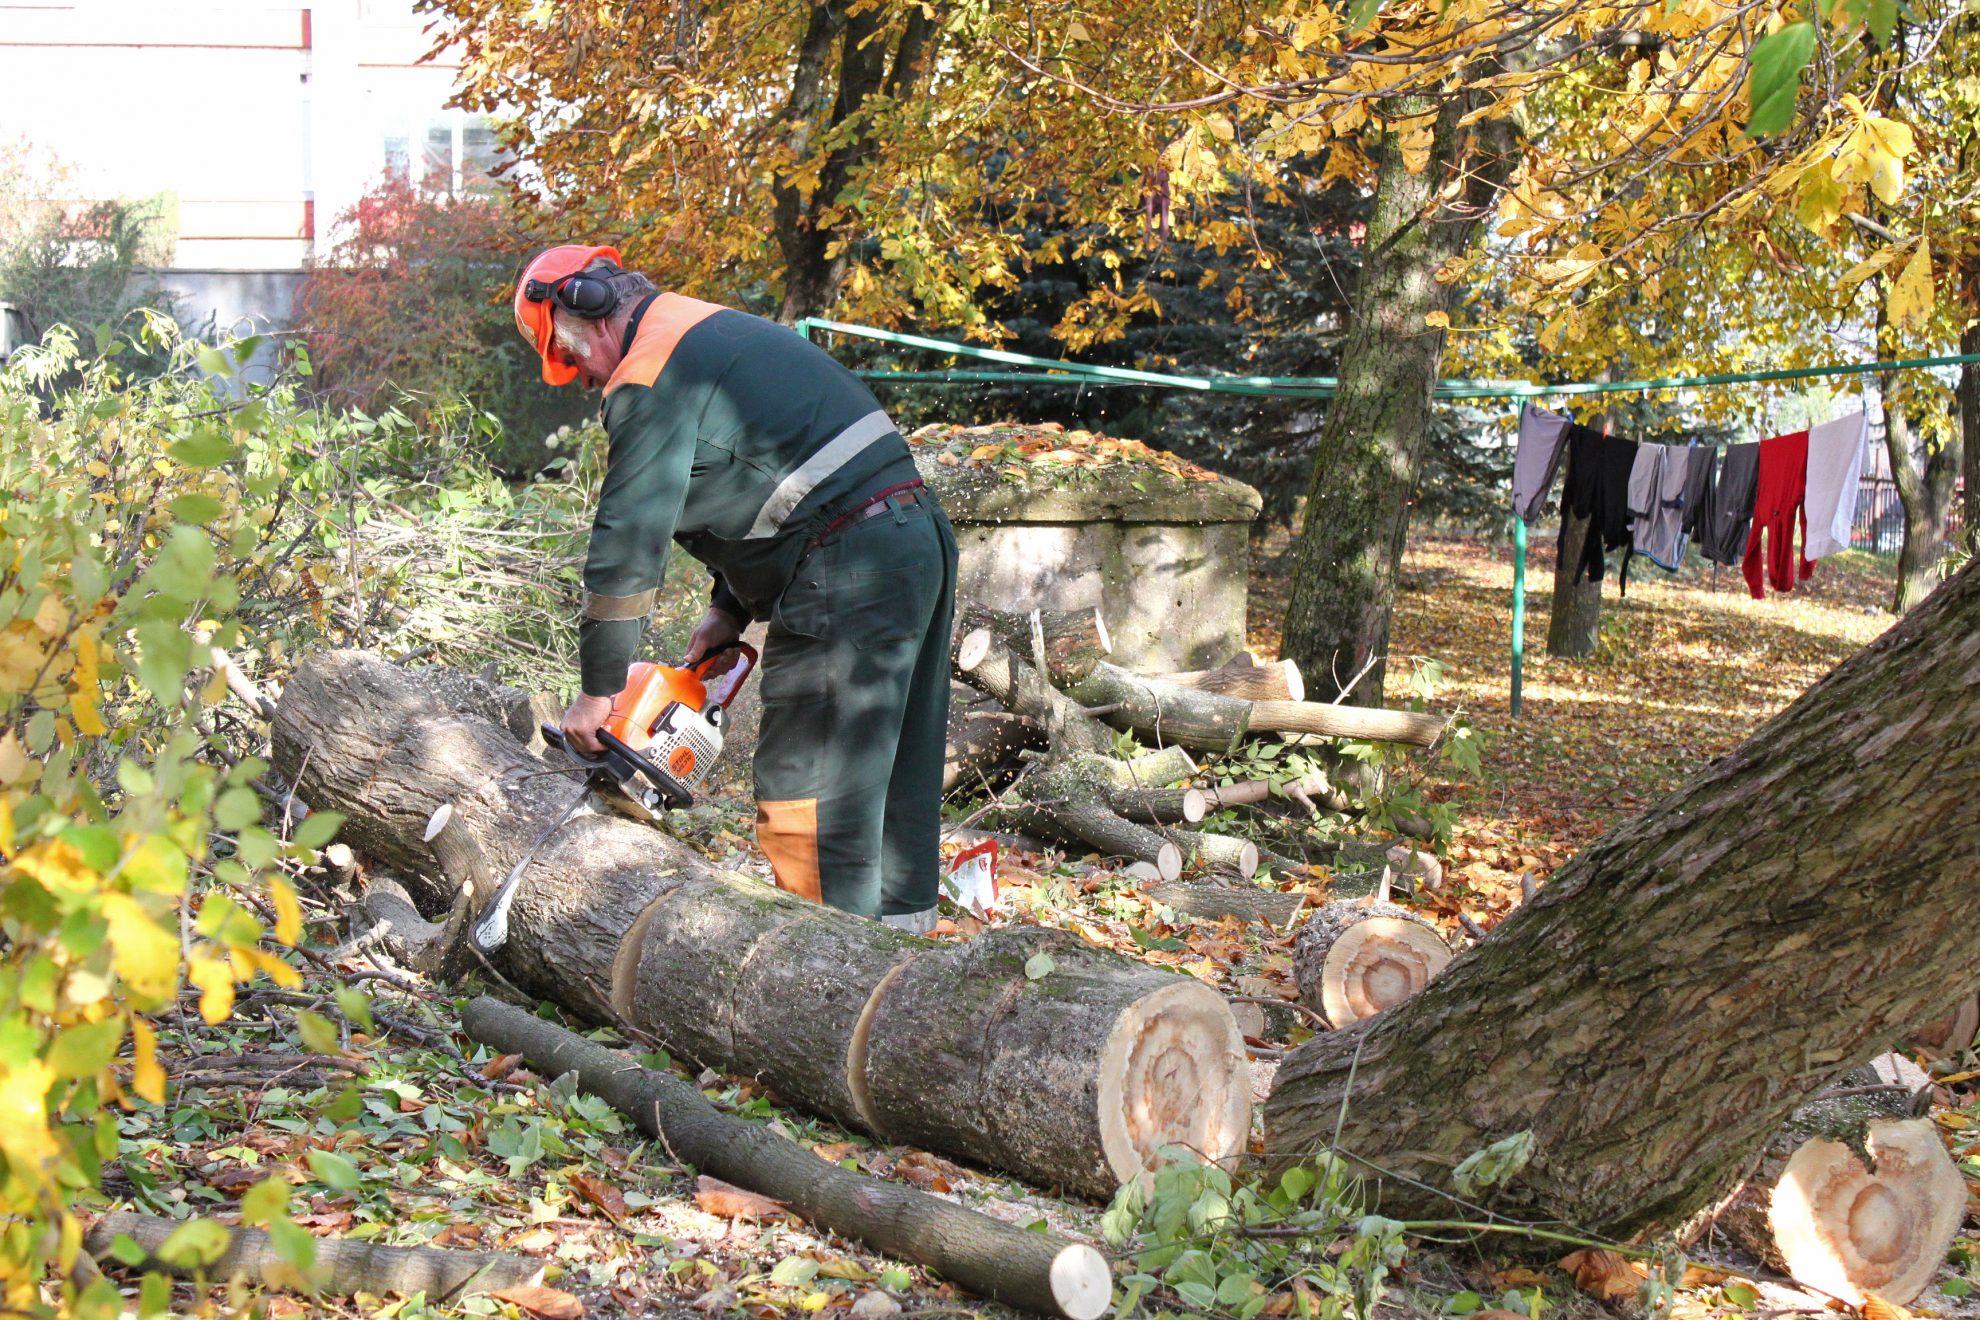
[792,316,1980,724]
[1511,517,1528,720]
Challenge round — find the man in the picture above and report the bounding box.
[513,244,956,932]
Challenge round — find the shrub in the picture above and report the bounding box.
[294,176,590,476]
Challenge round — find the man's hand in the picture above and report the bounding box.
[562,692,615,757]
[682,607,744,666]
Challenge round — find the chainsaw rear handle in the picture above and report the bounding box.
[687,638,758,704]
[540,723,694,810]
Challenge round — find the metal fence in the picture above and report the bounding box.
[1852,476,1967,554]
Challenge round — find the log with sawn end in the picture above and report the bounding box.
[270,649,1252,1199]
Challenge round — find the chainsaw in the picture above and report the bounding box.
[472,642,758,953]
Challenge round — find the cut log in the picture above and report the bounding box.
[1066,661,1445,751]
[952,629,1117,757]
[1172,829,1260,879]
[1156,653,1305,703]
[1711,1060,1964,1305]
[351,876,474,980]
[861,926,1250,1199]
[1109,786,1207,826]
[1262,556,1980,1239]
[85,1210,542,1297]
[1149,882,1306,927]
[956,604,1112,688]
[462,997,1112,1319]
[1904,993,1978,1062]
[1293,900,1452,1027]
[270,650,1249,1197]
[945,684,1042,792]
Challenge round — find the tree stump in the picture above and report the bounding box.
[1712,1060,1964,1304]
[1293,900,1452,1027]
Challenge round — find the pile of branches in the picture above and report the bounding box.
[941,605,1449,908]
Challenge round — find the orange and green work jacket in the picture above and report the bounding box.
[578,294,918,697]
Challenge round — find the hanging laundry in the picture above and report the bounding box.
[1742,429,1813,598]
[1625,443,1694,575]
[1512,403,1571,522]
[1680,445,1716,537]
[1802,410,1868,560]
[1558,422,1639,584]
[1699,441,1760,567]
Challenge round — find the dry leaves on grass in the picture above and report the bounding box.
[491,1283,586,1319]
[694,1175,791,1221]
[908,422,1227,483]
[567,1172,627,1225]
[1559,1247,1640,1300]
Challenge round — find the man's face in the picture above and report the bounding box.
[551,314,618,390]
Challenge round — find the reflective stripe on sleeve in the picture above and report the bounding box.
[743,410,897,540]
[581,589,657,621]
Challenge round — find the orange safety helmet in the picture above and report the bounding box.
[513,243,622,385]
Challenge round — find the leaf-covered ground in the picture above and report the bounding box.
[97,534,1979,1320]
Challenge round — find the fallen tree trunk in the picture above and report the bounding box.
[86,1211,542,1297]
[1156,654,1305,703]
[1709,1057,1963,1305]
[859,926,1249,1200]
[1263,557,1980,1238]
[271,650,1250,1196]
[956,604,1112,688]
[1066,662,1444,751]
[462,997,1112,1319]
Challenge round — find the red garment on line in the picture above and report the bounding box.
[1742,429,1814,599]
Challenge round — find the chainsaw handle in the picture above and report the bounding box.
[540,723,605,766]
[688,639,758,705]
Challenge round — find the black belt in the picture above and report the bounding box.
[806,479,927,551]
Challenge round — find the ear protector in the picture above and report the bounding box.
[523,268,620,320]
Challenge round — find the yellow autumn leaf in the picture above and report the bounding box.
[1886,239,1932,328]
[237,946,302,989]
[0,630,47,693]
[131,1016,166,1105]
[269,873,303,946]
[101,892,183,1004]
[0,1059,59,1181]
[1794,159,1843,233]
[31,594,68,637]
[1424,310,1452,329]
[1838,243,1905,289]
[0,793,11,852]
[188,950,236,1023]
[11,839,93,894]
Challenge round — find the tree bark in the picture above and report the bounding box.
[1547,447,1605,658]
[1279,89,1518,705]
[461,998,1112,1319]
[1156,655,1305,703]
[86,1211,543,1297]
[956,604,1112,687]
[1883,380,1961,613]
[270,650,1250,1197]
[860,926,1250,1200]
[1066,662,1444,750]
[1262,556,1980,1238]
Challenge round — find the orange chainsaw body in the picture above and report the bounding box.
[588,643,757,817]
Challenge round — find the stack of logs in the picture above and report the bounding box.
[942,606,1444,915]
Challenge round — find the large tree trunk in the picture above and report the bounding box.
[270,651,1250,1198]
[1883,380,1962,613]
[1262,556,1980,1239]
[1279,91,1516,706]
[1547,450,1604,658]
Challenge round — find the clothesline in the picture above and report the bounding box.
[796,317,1980,402]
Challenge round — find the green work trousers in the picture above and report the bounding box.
[751,493,958,924]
